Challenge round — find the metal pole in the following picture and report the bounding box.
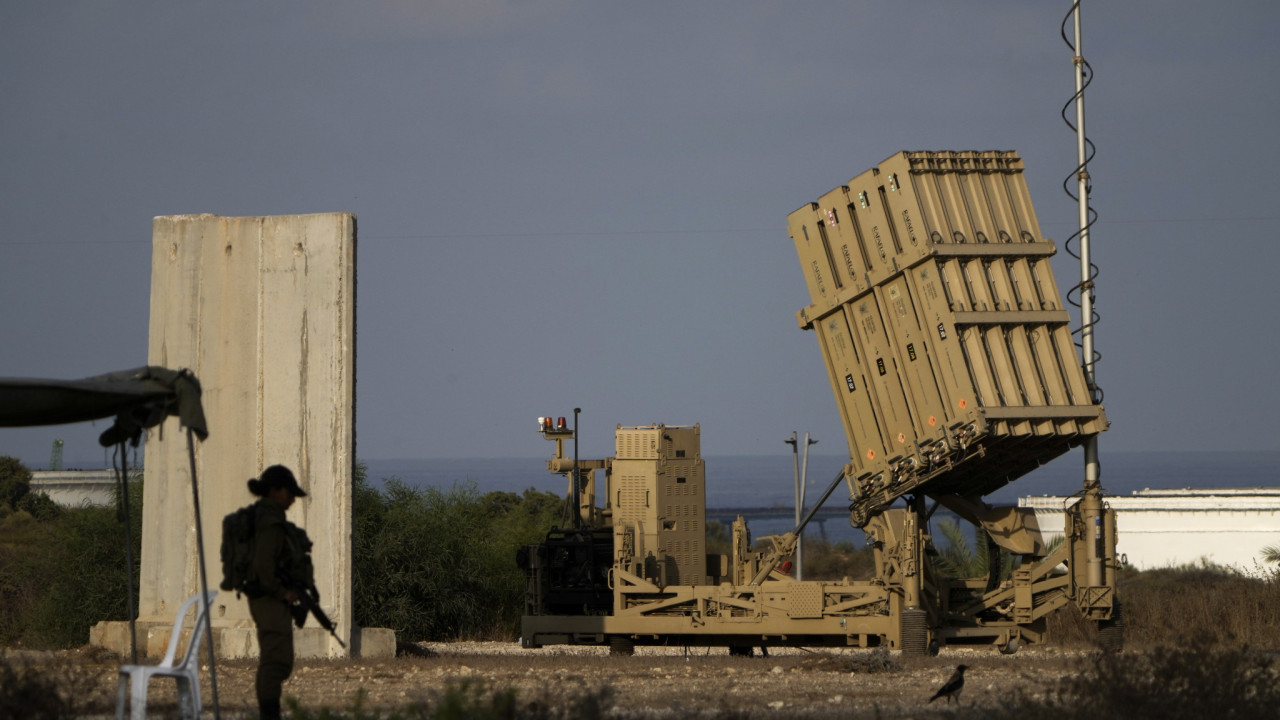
[799,433,816,581]
[790,469,846,538]
[1074,2,1096,412]
[114,441,137,665]
[572,407,581,528]
[786,433,800,577]
[1072,1,1105,589]
[186,429,221,720]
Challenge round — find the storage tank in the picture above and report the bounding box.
[788,151,1107,523]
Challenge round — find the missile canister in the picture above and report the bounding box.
[788,151,1107,523]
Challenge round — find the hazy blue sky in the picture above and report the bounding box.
[2,2,1277,468]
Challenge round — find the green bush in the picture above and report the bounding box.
[706,520,732,556]
[932,517,1012,582]
[352,465,562,641]
[0,456,33,510]
[15,492,60,521]
[0,476,142,648]
[801,537,875,580]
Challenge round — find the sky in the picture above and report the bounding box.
[2,1,1278,468]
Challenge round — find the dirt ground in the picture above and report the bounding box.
[20,641,1086,719]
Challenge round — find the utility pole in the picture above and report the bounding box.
[786,432,818,580]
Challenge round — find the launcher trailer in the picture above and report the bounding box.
[518,151,1121,655]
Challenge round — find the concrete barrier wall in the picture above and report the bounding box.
[139,213,356,656]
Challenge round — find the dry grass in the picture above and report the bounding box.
[987,642,1280,720]
[1118,564,1280,648]
[1045,564,1280,650]
[0,648,112,720]
[5,565,1280,719]
[6,640,1279,719]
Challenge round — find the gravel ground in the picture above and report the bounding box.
[9,641,1088,719]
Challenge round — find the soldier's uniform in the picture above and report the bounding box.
[249,497,295,719]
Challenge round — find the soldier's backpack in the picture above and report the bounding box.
[219,503,315,598]
[219,504,259,596]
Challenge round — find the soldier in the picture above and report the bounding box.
[246,465,308,720]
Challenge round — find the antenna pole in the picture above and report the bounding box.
[1072,2,1099,488]
[572,407,581,528]
[1071,1,1105,591]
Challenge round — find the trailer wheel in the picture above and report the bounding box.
[728,645,754,657]
[1096,602,1125,654]
[900,608,931,656]
[608,636,635,656]
[998,636,1021,655]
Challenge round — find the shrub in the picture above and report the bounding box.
[15,492,60,521]
[801,537,875,580]
[932,517,1012,582]
[351,466,562,641]
[991,642,1280,720]
[705,519,732,556]
[1114,564,1280,648]
[0,477,141,648]
[0,456,33,510]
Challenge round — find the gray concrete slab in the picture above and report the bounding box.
[98,213,376,658]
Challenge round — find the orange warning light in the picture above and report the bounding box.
[958,399,968,410]
[867,449,876,460]
[928,416,937,426]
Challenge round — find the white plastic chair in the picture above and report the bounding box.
[116,590,217,720]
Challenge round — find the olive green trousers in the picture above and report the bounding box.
[249,596,295,705]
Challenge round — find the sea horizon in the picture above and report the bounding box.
[360,449,1280,503]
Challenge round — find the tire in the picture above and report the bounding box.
[900,608,931,656]
[608,635,635,656]
[1096,603,1125,654]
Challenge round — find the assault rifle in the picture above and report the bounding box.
[283,576,347,649]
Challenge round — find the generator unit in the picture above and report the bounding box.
[611,425,707,586]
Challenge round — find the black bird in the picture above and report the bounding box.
[929,664,968,704]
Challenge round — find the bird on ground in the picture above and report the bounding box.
[928,664,968,704]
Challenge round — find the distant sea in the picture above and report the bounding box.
[364,450,1280,545]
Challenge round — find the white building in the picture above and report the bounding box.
[1019,488,1280,574]
[29,469,118,507]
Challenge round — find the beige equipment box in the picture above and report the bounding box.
[788,150,1107,524]
[612,425,707,586]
